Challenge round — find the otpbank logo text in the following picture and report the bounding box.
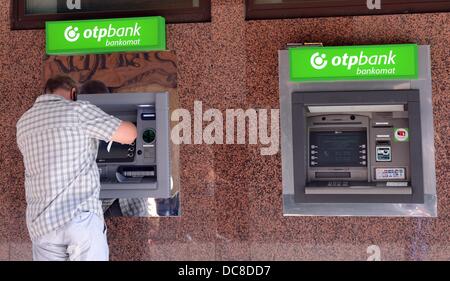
[289,44,418,82]
[310,50,396,72]
[64,23,142,46]
[46,16,166,55]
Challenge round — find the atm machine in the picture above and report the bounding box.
[280,45,437,216]
[292,90,422,203]
[78,92,171,199]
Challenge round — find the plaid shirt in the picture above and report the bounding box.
[16,94,121,240]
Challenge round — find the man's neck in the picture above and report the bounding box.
[49,91,71,101]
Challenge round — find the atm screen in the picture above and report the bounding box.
[310,131,366,167]
[97,141,136,163]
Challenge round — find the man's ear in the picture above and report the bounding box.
[71,88,78,101]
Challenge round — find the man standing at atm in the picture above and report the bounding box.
[16,75,137,261]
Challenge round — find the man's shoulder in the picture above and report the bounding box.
[17,99,81,127]
[76,100,92,106]
[17,107,32,127]
[16,102,42,130]
[74,100,95,109]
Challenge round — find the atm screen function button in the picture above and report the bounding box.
[98,167,106,176]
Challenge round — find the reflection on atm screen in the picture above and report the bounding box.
[309,131,367,167]
[97,141,136,163]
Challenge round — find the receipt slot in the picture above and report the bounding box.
[79,92,171,199]
[280,44,437,216]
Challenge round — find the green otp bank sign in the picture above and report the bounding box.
[289,44,418,82]
[46,16,166,55]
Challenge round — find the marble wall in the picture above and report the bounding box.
[0,0,449,260]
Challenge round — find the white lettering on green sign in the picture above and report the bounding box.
[46,16,166,55]
[290,44,418,82]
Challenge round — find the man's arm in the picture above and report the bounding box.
[111,121,137,145]
[77,102,137,144]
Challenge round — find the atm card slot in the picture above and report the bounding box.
[372,122,393,128]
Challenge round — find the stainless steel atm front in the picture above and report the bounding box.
[280,45,437,216]
[79,92,171,199]
[292,90,424,203]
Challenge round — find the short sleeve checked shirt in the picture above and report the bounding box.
[16,94,121,240]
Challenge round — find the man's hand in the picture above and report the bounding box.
[111,121,137,145]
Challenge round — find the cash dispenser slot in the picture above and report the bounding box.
[116,166,156,183]
[315,172,351,179]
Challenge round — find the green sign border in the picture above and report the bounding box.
[46,16,166,55]
[289,44,419,82]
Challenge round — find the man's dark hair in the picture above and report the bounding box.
[44,75,78,94]
[79,80,110,95]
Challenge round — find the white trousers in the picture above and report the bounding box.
[32,212,109,261]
